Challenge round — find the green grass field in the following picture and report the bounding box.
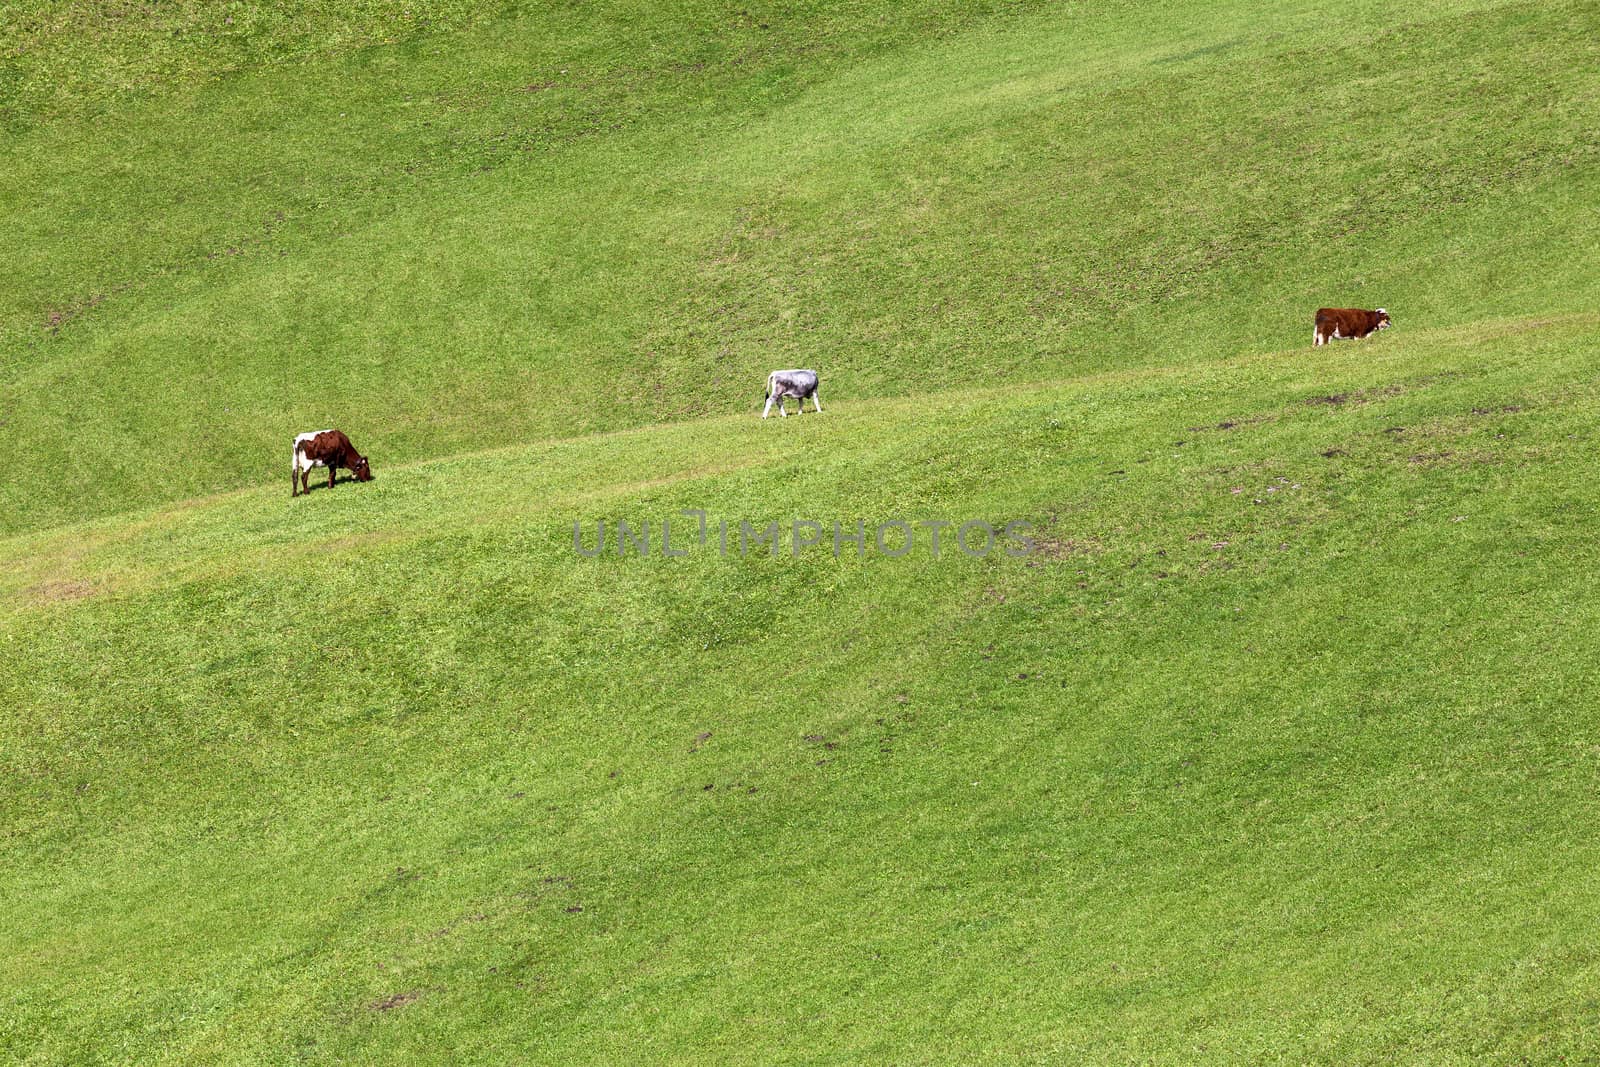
[4,1,1600,1061]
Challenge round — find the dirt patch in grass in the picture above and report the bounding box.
[1303,386,1403,408]
[23,578,97,604]
[1187,414,1275,432]
[369,991,421,1013]
[1302,372,1461,409]
[1031,536,1105,560]
[42,291,116,333]
[1026,510,1108,562]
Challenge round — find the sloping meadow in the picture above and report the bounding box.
[3,0,1598,534]
[4,316,1600,1060]
[6,0,1600,1060]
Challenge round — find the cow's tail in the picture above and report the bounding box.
[764,371,777,402]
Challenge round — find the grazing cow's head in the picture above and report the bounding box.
[1375,308,1392,330]
[352,455,373,481]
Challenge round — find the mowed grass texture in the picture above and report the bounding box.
[4,1,1600,1063]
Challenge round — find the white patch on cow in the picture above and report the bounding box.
[293,429,334,472]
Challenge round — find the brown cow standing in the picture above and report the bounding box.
[291,429,372,497]
[1314,307,1391,347]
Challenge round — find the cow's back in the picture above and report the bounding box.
[296,429,347,465]
[769,369,819,396]
[1315,307,1365,329]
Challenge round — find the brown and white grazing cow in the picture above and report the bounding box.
[291,429,372,497]
[1314,307,1391,347]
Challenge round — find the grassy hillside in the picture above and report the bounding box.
[4,0,1600,1062]
[4,0,1597,533]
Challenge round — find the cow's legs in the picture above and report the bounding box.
[778,396,787,417]
[811,391,822,413]
[762,395,774,418]
[329,467,337,490]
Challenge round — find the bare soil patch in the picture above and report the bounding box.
[24,578,96,604]
[369,991,421,1013]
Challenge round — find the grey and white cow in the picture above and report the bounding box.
[762,369,821,418]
